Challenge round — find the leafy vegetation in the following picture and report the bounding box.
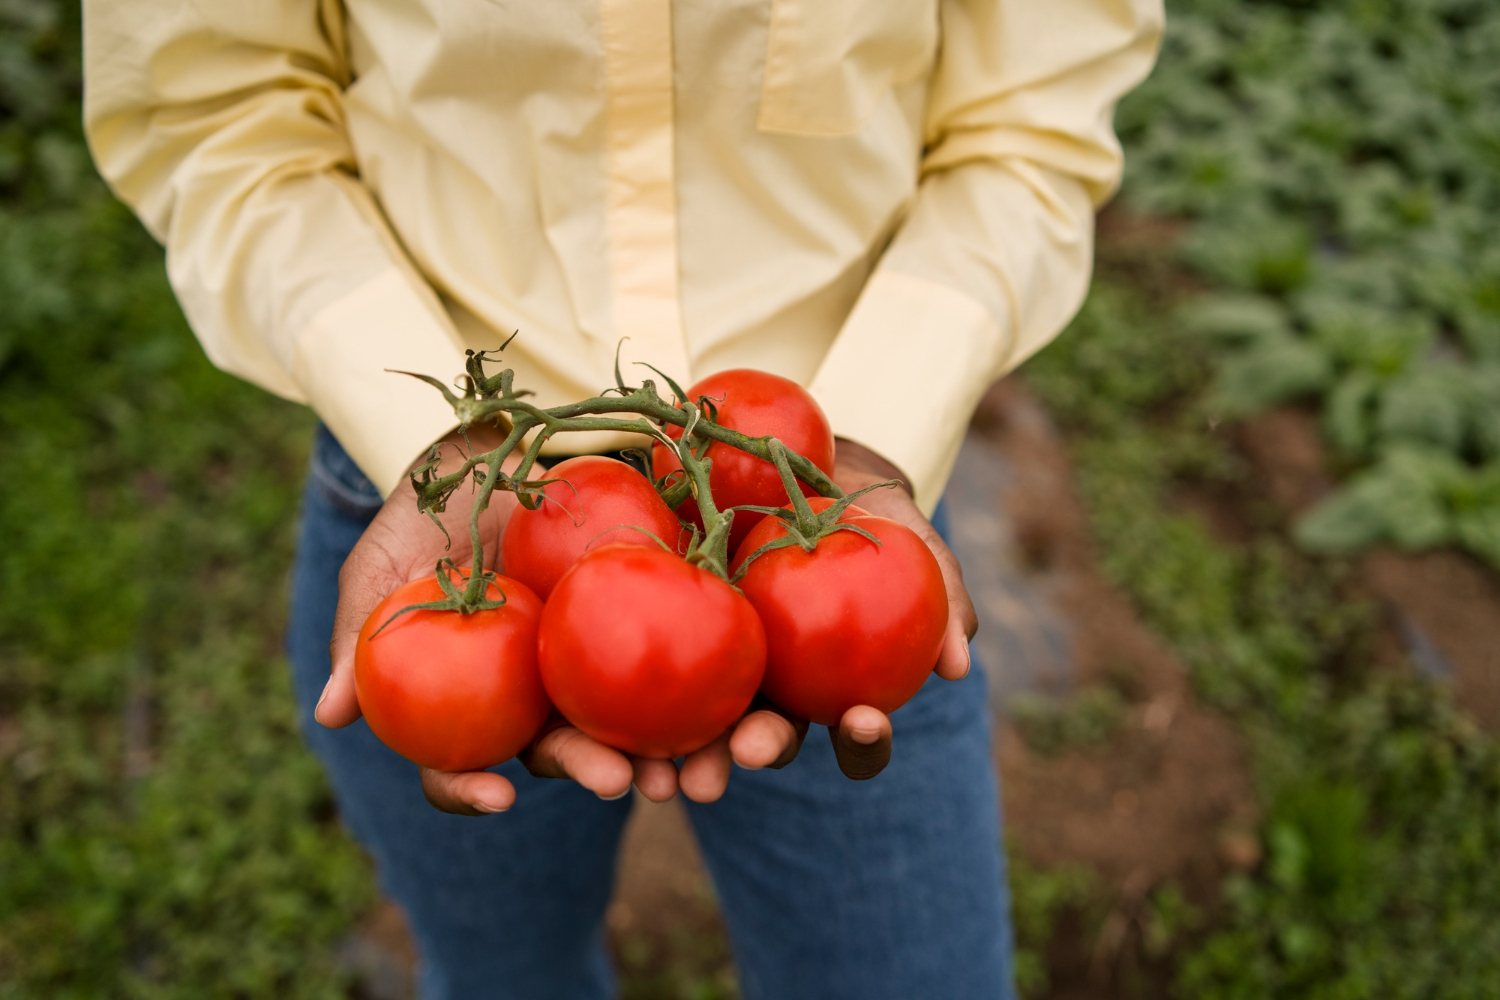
[1026,247,1500,999]
[1075,7,1500,987]
[1119,0,1500,568]
[1008,853,1099,998]
[1009,688,1128,757]
[1,3,373,996]
[7,0,1500,997]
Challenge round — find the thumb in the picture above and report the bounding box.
[828,705,892,780]
[319,524,410,728]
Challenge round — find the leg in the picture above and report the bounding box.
[287,426,632,1000]
[685,502,1015,1000]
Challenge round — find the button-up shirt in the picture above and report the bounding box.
[83,0,1163,511]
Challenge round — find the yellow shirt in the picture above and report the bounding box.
[83,0,1162,512]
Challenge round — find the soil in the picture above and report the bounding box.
[338,379,1266,1000]
[1238,408,1500,730]
[338,391,1499,1000]
[587,379,1265,1000]
[973,380,1260,997]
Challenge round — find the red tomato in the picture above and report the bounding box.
[502,455,684,599]
[537,543,766,758]
[651,369,836,553]
[355,573,550,772]
[731,500,947,726]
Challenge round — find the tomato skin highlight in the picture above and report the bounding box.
[355,574,551,772]
[651,369,836,553]
[731,502,947,726]
[502,455,684,600]
[537,544,767,758]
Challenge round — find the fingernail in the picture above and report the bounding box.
[850,727,882,745]
[598,788,630,801]
[475,798,509,814]
[314,678,332,717]
[960,642,972,680]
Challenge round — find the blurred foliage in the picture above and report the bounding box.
[7,0,1500,996]
[1029,273,1500,998]
[1120,0,1500,568]
[615,923,739,1000]
[0,1,373,996]
[1008,852,1099,999]
[1010,688,1128,757]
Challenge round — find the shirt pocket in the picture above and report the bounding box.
[757,0,939,138]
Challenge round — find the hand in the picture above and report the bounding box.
[808,437,980,780]
[318,432,819,812]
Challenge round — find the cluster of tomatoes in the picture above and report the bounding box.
[353,369,948,775]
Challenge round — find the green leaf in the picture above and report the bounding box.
[1180,293,1293,345]
[1376,366,1470,453]
[1295,448,1464,555]
[1212,334,1332,416]
[1324,370,1381,456]
[1455,505,1500,568]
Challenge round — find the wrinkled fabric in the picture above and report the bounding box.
[84,0,1162,509]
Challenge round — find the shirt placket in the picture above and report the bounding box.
[599,0,691,386]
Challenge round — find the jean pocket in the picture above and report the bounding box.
[757,0,938,137]
[308,424,385,520]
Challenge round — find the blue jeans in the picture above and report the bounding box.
[287,425,1016,999]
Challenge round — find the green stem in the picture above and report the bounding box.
[675,415,734,578]
[768,438,820,533]
[395,352,845,611]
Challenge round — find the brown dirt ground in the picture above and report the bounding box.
[597,378,1267,1000]
[1239,409,1500,731]
[974,380,1260,998]
[342,393,1499,1000]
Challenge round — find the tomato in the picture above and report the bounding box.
[731,498,947,726]
[537,543,766,758]
[651,369,836,553]
[502,455,684,600]
[355,573,551,771]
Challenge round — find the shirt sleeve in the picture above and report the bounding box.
[83,0,470,496]
[807,0,1165,513]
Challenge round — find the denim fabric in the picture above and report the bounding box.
[287,427,1016,1000]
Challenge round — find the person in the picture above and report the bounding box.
[83,2,1163,997]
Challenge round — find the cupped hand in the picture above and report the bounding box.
[319,432,828,813]
[319,432,969,813]
[803,437,981,780]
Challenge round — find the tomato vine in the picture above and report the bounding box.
[395,344,856,614]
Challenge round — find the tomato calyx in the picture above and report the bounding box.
[390,340,856,605]
[728,440,901,582]
[368,558,509,639]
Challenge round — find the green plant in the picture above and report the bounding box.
[1028,272,1500,999]
[1119,0,1500,569]
[1007,851,1099,999]
[1,3,374,995]
[1009,688,1128,757]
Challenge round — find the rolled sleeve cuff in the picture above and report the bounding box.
[808,270,1009,516]
[291,267,472,497]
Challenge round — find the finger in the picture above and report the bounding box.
[631,757,680,802]
[319,538,408,729]
[420,768,517,815]
[829,705,892,780]
[679,731,734,803]
[729,708,809,770]
[519,725,633,800]
[934,617,973,682]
